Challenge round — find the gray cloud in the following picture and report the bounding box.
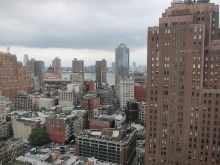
[0,0,219,51]
[0,0,171,50]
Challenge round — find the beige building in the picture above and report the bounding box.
[119,78,134,108]
[58,90,77,107]
[14,91,33,111]
[38,98,55,110]
[12,116,45,140]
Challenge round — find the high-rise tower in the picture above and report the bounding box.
[52,57,62,79]
[115,43,129,85]
[146,0,220,165]
[95,59,107,84]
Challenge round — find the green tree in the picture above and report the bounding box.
[28,128,49,146]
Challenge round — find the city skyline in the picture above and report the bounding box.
[0,0,218,67]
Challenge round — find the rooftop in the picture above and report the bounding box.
[77,127,136,144]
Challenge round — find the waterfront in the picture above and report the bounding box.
[62,72,115,86]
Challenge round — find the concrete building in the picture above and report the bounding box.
[38,98,55,110]
[45,114,80,144]
[72,58,84,73]
[70,73,84,84]
[58,90,78,107]
[86,80,97,92]
[90,116,115,129]
[12,116,45,140]
[71,109,88,129]
[34,60,44,87]
[115,43,129,85]
[125,99,141,123]
[96,105,114,116]
[0,52,31,99]
[139,101,146,125]
[8,110,32,119]
[23,54,29,67]
[112,62,115,73]
[67,83,82,93]
[26,58,40,90]
[146,1,220,165]
[131,72,146,85]
[0,95,13,112]
[113,113,126,128]
[119,79,134,108]
[0,139,26,164]
[97,87,113,105]
[0,108,9,139]
[14,91,33,111]
[76,127,137,164]
[81,94,100,120]
[96,59,107,84]
[52,57,62,79]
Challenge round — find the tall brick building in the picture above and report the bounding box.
[52,57,62,79]
[95,59,107,84]
[0,52,31,99]
[146,1,220,165]
[81,94,100,120]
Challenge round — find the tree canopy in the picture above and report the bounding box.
[28,128,49,146]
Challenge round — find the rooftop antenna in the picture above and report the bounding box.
[7,47,10,54]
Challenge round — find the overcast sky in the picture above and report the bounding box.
[0,0,219,67]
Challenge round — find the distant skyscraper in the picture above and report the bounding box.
[23,54,29,67]
[95,59,107,84]
[133,62,136,72]
[52,57,62,79]
[115,43,129,85]
[34,61,44,87]
[72,58,84,73]
[145,1,220,165]
[112,62,115,72]
[72,58,84,81]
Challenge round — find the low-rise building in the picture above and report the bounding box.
[45,114,80,144]
[81,93,100,120]
[76,127,137,164]
[139,101,146,125]
[87,80,97,92]
[97,87,113,105]
[67,83,82,93]
[39,98,55,110]
[12,116,46,140]
[14,91,33,111]
[112,113,126,128]
[0,96,13,112]
[58,90,78,107]
[124,99,141,123]
[131,72,146,85]
[90,116,114,129]
[0,139,27,164]
[134,83,146,102]
[0,108,9,139]
[71,109,88,130]
[95,105,114,116]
